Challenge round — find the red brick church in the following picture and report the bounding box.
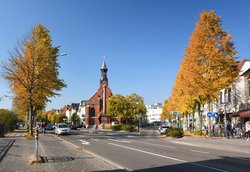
[85,60,113,127]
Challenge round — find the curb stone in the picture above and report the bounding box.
[0,139,15,162]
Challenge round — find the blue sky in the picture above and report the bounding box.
[0,0,250,110]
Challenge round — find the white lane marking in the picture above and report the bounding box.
[126,135,135,138]
[109,143,228,172]
[131,140,176,149]
[171,140,197,147]
[92,139,99,141]
[108,139,131,143]
[190,150,209,154]
[79,139,89,145]
[107,133,116,135]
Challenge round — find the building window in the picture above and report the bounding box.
[228,88,231,102]
[248,84,250,97]
[224,89,227,103]
[220,92,223,104]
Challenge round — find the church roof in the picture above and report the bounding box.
[101,60,107,70]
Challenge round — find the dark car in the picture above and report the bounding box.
[76,124,83,128]
[70,125,77,130]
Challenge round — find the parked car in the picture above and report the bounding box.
[55,123,70,135]
[160,126,170,134]
[158,125,162,131]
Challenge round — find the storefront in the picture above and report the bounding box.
[230,110,250,138]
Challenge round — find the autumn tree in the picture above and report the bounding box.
[0,109,18,133]
[107,94,127,118]
[107,93,147,124]
[167,10,238,130]
[50,113,65,124]
[71,112,80,124]
[161,99,171,121]
[1,24,67,135]
[126,93,147,120]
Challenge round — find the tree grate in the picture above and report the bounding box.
[40,156,74,163]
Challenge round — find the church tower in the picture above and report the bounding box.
[100,60,108,86]
[85,58,113,127]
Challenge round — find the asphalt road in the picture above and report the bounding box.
[51,127,250,172]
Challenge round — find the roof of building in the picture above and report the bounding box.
[71,103,80,110]
[236,59,247,72]
[101,59,107,70]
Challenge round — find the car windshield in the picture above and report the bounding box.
[59,124,68,128]
[162,126,169,128]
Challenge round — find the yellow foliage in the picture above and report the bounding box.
[166,10,238,115]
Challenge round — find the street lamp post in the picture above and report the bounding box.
[135,102,140,133]
[224,103,228,138]
[136,114,140,133]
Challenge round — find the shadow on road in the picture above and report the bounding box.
[98,156,250,172]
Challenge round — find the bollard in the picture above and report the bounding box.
[35,126,39,161]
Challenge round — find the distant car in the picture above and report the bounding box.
[160,126,170,134]
[153,121,161,126]
[69,125,77,130]
[76,124,83,128]
[55,123,70,135]
[158,125,162,131]
[46,123,54,130]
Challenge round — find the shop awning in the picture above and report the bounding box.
[230,113,239,117]
[239,111,250,117]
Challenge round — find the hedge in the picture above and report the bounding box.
[166,128,184,138]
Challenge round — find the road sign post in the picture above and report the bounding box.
[35,126,39,161]
[207,112,212,137]
[170,111,181,128]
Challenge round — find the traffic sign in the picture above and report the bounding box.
[214,112,219,118]
[207,112,212,118]
[170,111,180,115]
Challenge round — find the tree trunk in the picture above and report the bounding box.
[192,104,196,131]
[198,102,202,131]
[208,97,211,136]
[28,95,33,136]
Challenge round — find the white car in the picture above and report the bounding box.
[55,123,70,135]
[160,126,170,134]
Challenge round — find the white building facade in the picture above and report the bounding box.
[146,103,163,124]
[65,103,80,123]
[193,60,250,133]
[77,100,86,125]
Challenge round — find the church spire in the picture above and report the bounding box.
[100,58,108,86]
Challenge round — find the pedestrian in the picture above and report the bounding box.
[203,125,208,138]
[226,122,231,139]
[245,121,250,141]
[232,122,236,138]
[41,122,46,135]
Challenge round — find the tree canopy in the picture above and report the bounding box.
[165,10,238,130]
[1,24,67,135]
[107,93,147,124]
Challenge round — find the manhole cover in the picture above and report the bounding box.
[41,156,74,163]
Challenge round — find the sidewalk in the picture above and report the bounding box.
[0,130,124,172]
[168,135,250,154]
